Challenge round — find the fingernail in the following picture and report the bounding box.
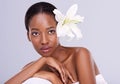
[63,79,66,83]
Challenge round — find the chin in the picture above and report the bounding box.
[39,52,53,57]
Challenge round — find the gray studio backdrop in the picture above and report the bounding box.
[0,0,120,84]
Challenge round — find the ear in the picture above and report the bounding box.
[27,32,31,41]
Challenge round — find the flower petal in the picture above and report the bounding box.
[71,15,84,23]
[66,4,78,18]
[53,9,64,22]
[56,24,68,37]
[70,24,83,39]
[53,4,84,46]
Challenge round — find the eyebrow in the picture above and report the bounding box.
[30,28,39,31]
[46,26,56,30]
[30,26,56,31]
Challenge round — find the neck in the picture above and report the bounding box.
[52,45,74,62]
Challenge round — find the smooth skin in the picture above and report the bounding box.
[5,13,100,84]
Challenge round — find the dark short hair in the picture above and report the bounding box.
[25,2,57,32]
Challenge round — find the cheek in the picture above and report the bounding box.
[49,35,59,45]
[31,38,40,48]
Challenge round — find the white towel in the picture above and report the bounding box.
[73,74,107,84]
[22,77,52,84]
[22,74,107,84]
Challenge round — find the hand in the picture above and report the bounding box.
[45,57,75,84]
[44,57,66,83]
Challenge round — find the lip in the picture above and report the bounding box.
[40,46,52,53]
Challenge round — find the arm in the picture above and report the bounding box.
[33,71,63,84]
[75,47,96,84]
[5,57,67,84]
[5,57,46,84]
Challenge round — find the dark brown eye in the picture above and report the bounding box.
[31,32,40,36]
[48,29,56,35]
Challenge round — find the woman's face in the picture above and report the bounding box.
[28,13,59,57]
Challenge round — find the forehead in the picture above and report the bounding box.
[29,13,56,28]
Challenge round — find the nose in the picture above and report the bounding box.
[41,33,49,45]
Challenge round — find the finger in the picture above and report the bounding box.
[49,62,65,83]
[62,66,67,84]
[66,69,75,83]
[58,64,66,83]
[46,57,66,83]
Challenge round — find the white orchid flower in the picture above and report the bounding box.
[53,4,84,40]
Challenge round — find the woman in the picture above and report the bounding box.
[5,2,107,84]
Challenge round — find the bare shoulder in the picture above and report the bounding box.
[73,47,93,65]
[74,47,99,72]
[74,47,96,83]
[75,47,91,58]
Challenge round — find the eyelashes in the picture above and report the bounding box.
[48,29,56,35]
[31,29,56,37]
[31,32,40,36]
